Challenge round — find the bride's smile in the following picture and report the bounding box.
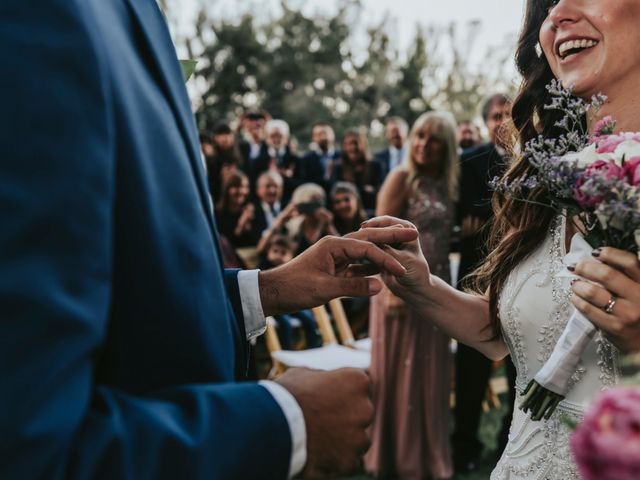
[539,0,640,102]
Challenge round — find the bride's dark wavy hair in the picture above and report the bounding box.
[472,0,587,336]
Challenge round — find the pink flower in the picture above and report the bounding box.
[574,160,625,207]
[591,116,616,141]
[623,156,640,186]
[571,387,640,480]
[596,132,640,154]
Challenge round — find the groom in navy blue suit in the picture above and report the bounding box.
[0,1,417,479]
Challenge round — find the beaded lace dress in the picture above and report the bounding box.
[491,217,619,479]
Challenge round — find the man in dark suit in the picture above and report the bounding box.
[452,94,517,473]
[298,122,341,189]
[265,119,300,203]
[0,2,418,479]
[374,116,408,178]
[238,111,272,193]
[252,171,286,240]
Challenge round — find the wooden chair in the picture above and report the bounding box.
[327,298,371,352]
[265,304,370,376]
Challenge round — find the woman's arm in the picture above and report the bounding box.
[362,215,508,360]
[376,169,408,217]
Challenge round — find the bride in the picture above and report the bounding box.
[363,0,640,478]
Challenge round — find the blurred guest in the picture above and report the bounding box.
[333,130,383,213]
[215,171,258,248]
[298,122,340,188]
[329,181,371,336]
[288,183,337,256]
[374,116,409,177]
[258,235,321,350]
[330,182,368,236]
[203,122,243,203]
[452,93,516,473]
[253,171,286,237]
[238,110,271,190]
[265,119,300,202]
[457,120,481,151]
[199,132,215,158]
[365,111,459,480]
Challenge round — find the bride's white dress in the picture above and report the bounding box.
[491,217,620,479]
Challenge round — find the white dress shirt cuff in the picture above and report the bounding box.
[259,380,307,478]
[237,269,266,340]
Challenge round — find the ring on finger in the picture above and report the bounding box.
[603,294,618,315]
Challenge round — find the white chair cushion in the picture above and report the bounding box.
[353,338,372,352]
[272,344,370,371]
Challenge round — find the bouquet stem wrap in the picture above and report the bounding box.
[520,233,598,421]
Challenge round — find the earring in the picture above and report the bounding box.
[535,43,543,58]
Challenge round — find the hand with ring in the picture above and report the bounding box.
[571,247,640,353]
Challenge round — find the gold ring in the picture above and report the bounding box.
[604,295,618,315]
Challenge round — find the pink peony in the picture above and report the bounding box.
[623,156,640,186]
[574,160,625,207]
[571,387,640,480]
[596,132,640,154]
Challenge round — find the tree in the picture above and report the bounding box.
[170,2,517,146]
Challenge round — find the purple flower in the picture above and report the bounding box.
[574,160,625,207]
[571,387,640,480]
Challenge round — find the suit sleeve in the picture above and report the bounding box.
[0,3,290,479]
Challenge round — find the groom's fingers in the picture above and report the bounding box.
[323,237,407,277]
[343,264,380,278]
[346,225,418,245]
[359,216,417,230]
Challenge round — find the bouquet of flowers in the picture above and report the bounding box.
[492,80,640,421]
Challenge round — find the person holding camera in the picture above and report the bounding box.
[287,183,338,256]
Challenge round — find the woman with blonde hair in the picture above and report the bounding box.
[365,111,459,479]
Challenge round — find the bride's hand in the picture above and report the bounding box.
[571,247,640,353]
[358,216,431,299]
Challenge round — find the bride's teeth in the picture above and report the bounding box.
[559,39,597,58]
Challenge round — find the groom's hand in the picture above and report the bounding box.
[275,367,373,477]
[259,226,418,316]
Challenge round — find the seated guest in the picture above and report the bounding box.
[238,110,271,191]
[374,116,408,177]
[253,171,286,239]
[457,120,481,152]
[333,130,383,213]
[258,235,321,349]
[288,183,337,255]
[204,122,243,202]
[265,119,300,202]
[330,182,368,236]
[215,171,258,248]
[298,122,340,188]
[330,182,371,335]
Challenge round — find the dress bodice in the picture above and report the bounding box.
[405,177,452,283]
[491,217,619,479]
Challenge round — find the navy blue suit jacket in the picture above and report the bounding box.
[0,1,290,478]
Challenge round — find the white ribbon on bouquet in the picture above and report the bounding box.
[533,233,600,396]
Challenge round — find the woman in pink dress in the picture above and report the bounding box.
[365,111,459,479]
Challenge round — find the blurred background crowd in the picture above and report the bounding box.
[164,1,525,478]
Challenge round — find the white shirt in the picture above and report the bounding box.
[260,200,281,231]
[237,270,306,478]
[388,146,406,172]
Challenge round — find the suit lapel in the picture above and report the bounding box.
[123,0,216,234]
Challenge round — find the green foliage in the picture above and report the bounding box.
[176,1,516,146]
[179,59,198,82]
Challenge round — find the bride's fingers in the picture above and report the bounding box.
[572,280,625,311]
[360,216,417,230]
[573,261,635,299]
[346,225,418,245]
[594,247,640,283]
